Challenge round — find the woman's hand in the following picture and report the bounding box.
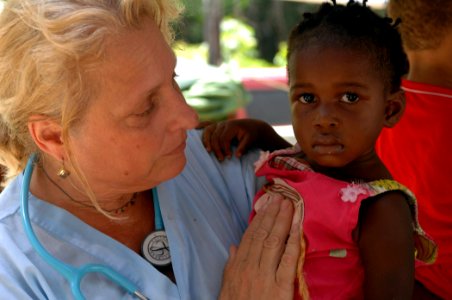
[219,198,300,300]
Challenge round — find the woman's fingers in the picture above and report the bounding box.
[276,221,301,289]
[219,198,299,300]
[260,199,294,274]
[245,196,282,266]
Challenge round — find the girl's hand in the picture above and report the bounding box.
[219,198,300,300]
[201,119,292,161]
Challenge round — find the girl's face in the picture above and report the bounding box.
[68,18,199,197]
[288,45,393,169]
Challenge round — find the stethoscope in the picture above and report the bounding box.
[20,153,170,300]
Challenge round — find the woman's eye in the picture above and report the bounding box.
[298,93,315,104]
[172,73,181,90]
[173,78,181,92]
[134,108,152,117]
[341,92,359,103]
[134,101,155,117]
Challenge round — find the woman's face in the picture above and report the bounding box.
[68,18,198,196]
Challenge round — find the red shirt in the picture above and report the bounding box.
[377,79,452,298]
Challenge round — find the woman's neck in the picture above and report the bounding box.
[30,166,155,253]
[30,168,177,283]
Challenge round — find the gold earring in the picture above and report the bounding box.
[57,160,70,178]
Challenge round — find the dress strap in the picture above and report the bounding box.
[364,179,438,264]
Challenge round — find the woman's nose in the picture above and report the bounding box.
[170,93,199,130]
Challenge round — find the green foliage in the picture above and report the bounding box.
[175,0,323,66]
[221,18,256,60]
[176,1,385,67]
[177,0,204,43]
[173,41,208,62]
[220,17,271,67]
[273,42,288,67]
[175,17,272,68]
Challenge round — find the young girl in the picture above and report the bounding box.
[202,1,437,299]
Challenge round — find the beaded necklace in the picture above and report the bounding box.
[41,166,137,214]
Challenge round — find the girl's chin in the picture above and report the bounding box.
[308,156,349,169]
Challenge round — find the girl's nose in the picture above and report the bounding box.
[313,103,339,128]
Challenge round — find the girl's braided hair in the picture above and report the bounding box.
[287,0,408,93]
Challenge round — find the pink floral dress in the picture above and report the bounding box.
[251,148,437,300]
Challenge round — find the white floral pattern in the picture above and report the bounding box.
[340,184,369,203]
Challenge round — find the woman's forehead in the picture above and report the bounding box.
[98,19,175,93]
[84,18,175,118]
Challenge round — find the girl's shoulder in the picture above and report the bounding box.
[362,179,414,199]
[360,179,437,264]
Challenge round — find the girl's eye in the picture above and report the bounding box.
[341,92,359,103]
[298,93,315,104]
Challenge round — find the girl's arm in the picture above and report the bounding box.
[357,192,415,299]
[200,119,292,161]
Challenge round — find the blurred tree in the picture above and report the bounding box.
[203,0,223,65]
[178,0,204,43]
[244,1,320,63]
[220,17,263,66]
[178,0,319,65]
[244,0,283,63]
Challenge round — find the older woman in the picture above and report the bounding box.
[0,0,299,299]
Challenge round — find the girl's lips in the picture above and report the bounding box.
[312,143,344,155]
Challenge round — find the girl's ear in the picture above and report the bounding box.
[28,115,66,161]
[384,90,406,128]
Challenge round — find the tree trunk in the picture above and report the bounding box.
[203,0,223,66]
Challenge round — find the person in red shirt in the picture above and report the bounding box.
[376,0,452,298]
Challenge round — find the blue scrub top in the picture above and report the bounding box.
[0,129,264,299]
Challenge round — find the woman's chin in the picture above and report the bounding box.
[159,156,187,182]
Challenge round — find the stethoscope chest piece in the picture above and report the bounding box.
[141,230,171,267]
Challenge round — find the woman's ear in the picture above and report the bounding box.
[28,115,65,161]
[384,90,406,128]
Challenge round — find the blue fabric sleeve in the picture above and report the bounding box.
[158,129,264,299]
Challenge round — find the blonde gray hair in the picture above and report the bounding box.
[0,0,182,184]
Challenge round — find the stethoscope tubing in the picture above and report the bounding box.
[20,153,148,300]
